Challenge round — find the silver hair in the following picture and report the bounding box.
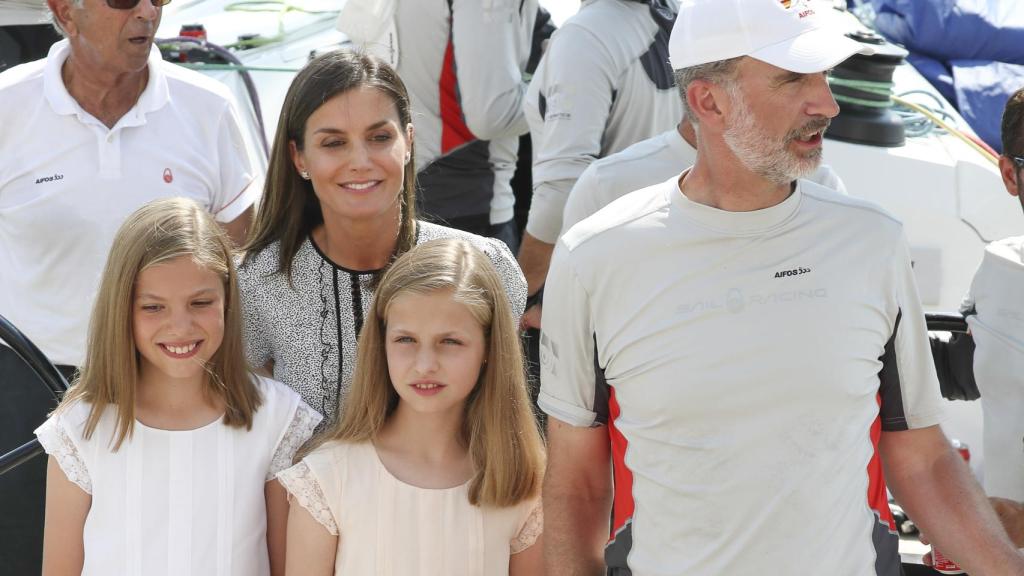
[47,0,85,38]
[674,57,743,126]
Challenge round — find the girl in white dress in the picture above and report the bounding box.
[35,198,320,576]
[278,238,545,575]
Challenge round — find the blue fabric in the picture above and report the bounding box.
[854,0,1024,152]
[951,61,1024,151]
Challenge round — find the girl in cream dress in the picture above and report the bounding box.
[278,239,545,575]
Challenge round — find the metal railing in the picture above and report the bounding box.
[0,313,69,476]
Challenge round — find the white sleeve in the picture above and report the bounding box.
[450,0,529,140]
[878,230,945,431]
[277,461,339,535]
[525,24,619,243]
[510,498,543,554]
[538,240,604,427]
[560,163,604,237]
[268,399,322,481]
[35,413,92,495]
[211,99,258,223]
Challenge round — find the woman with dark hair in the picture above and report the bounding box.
[238,50,527,427]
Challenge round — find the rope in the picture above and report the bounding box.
[891,95,998,166]
[215,0,339,49]
[826,74,997,165]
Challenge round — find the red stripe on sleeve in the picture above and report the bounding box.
[867,393,896,531]
[608,387,635,539]
[439,38,475,154]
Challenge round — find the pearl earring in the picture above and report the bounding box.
[300,170,310,180]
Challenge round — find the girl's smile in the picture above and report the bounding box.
[133,256,225,383]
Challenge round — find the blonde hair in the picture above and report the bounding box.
[308,239,544,507]
[57,197,262,450]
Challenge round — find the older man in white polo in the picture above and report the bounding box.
[539,1,1024,574]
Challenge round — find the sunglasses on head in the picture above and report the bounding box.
[105,0,170,10]
[1011,156,1024,170]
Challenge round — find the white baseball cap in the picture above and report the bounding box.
[669,0,875,73]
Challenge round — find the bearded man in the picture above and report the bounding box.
[537,1,1024,575]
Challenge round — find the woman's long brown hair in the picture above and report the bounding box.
[242,50,418,280]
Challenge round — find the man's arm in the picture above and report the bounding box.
[543,417,612,576]
[520,229,552,319]
[451,0,530,140]
[521,16,619,289]
[881,425,1024,573]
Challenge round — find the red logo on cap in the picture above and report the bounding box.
[163,168,173,184]
[780,0,792,7]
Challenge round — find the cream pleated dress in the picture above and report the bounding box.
[34,376,321,576]
[277,440,542,575]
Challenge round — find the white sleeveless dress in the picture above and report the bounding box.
[35,376,320,576]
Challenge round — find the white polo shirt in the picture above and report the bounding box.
[961,236,1024,501]
[561,127,847,234]
[540,176,944,575]
[0,40,257,366]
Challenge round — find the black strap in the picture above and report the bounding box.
[626,0,676,39]
[626,0,677,90]
[525,284,544,310]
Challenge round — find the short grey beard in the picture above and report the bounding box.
[722,82,826,186]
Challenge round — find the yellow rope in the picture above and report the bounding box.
[891,95,999,167]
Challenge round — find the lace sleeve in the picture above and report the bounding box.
[277,462,338,535]
[510,499,543,554]
[35,416,92,495]
[267,401,322,481]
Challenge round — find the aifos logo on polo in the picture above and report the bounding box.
[780,0,814,17]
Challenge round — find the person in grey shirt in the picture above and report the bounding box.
[341,0,539,252]
[518,0,682,328]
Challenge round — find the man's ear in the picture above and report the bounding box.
[999,155,1020,197]
[686,79,731,134]
[47,0,78,37]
